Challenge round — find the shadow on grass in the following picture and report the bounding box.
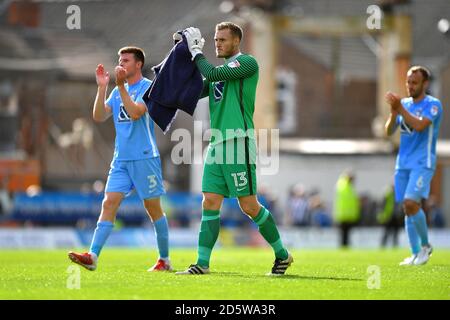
[213,272,362,282]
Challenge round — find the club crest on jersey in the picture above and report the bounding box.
[227,60,240,68]
[213,81,225,102]
[431,105,439,116]
[118,105,131,122]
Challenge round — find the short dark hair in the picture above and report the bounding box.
[407,66,430,82]
[216,21,243,41]
[118,46,145,69]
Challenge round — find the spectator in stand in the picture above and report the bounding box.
[309,190,332,228]
[286,183,310,227]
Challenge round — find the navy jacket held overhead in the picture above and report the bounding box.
[143,32,203,134]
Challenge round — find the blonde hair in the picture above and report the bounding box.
[216,22,243,41]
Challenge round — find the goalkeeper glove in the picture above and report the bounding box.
[184,27,205,60]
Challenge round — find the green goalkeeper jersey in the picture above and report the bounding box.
[195,53,259,145]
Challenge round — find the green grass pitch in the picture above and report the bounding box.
[1,248,449,300]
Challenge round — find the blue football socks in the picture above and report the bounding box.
[410,209,429,247]
[153,215,169,259]
[89,220,114,257]
[404,215,421,255]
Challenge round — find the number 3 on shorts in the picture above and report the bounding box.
[231,172,247,188]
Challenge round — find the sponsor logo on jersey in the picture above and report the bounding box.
[213,81,225,102]
[400,119,413,135]
[118,105,131,122]
[227,60,241,68]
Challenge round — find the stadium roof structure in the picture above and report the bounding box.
[0,26,113,78]
[277,0,450,80]
[282,35,378,80]
[0,0,232,79]
[0,0,448,79]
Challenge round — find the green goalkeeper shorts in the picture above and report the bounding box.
[202,138,257,198]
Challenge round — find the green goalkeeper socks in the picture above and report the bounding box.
[197,209,221,268]
[196,207,287,267]
[253,207,289,260]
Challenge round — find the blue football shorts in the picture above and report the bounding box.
[105,157,165,200]
[394,168,434,203]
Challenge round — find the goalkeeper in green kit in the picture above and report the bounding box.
[176,22,293,276]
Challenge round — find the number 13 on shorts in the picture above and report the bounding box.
[231,172,247,188]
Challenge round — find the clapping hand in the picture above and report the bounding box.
[115,66,127,86]
[385,91,402,112]
[95,64,110,87]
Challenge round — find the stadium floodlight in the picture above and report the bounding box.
[437,18,449,35]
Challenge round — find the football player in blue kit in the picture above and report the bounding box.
[385,66,443,266]
[68,47,172,272]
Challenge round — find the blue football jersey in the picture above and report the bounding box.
[395,95,443,170]
[105,77,159,160]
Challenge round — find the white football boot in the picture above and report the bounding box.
[399,254,418,266]
[414,245,433,265]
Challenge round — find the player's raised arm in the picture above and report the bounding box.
[195,54,258,82]
[384,92,399,136]
[385,91,431,132]
[385,111,399,136]
[93,64,112,122]
[184,27,258,82]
